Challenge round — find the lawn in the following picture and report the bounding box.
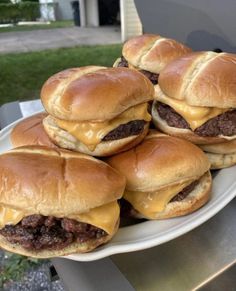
[0,20,74,33]
[0,44,122,106]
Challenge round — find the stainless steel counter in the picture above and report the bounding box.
[52,198,236,291]
[112,198,236,290]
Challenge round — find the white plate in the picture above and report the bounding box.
[1,114,236,262]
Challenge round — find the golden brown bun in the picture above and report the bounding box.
[10,113,57,148]
[134,171,211,219]
[122,34,191,74]
[107,131,210,192]
[200,139,236,154]
[159,51,236,108]
[41,66,154,121]
[0,219,119,258]
[199,140,236,169]
[43,115,149,157]
[203,152,236,169]
[0,146,126,216]
[151,101,236,144]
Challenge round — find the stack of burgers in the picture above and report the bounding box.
[1,33,235,259]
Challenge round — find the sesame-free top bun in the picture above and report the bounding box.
[0,146,125,215]
[107,131,210,192]
[41,66,154,121]
[122,34,191,73]
[0,146,125,257]
[200,140,236,169]
[10,113,57,148]
[158,51,236,108]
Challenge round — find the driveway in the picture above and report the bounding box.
[0,26,121,54]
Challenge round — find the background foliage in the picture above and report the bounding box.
[0,2,40,23]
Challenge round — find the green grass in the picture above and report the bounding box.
[0,20,74,33]
[0,44,122,106]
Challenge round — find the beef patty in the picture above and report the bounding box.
[121,180,198,218]
[102,120,146,141]
[117,56,129,67]
[170,180,198,202]
[0,215,107,251]
[139,70,159,85]
[156,102,236,137]
[117,56,159,84]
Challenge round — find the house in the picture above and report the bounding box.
[39,0,142,41]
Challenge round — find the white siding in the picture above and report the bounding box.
[79,0,99,27]
[55,0,73,20]
[120,0,142,42]
[85,0,99,27]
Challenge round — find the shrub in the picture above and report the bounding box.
[0,0,11,3]
[0,3,20,24]
[20,2,40,21]
[0,2,40,24]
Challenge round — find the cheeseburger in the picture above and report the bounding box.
[11,113,57,148]
[114,34,191,84]
[0,146,125,258]
[152,51,236,145]
[41,66,154,156]
[107,131,211,219]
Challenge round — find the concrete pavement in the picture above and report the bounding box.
[0,26,121,54]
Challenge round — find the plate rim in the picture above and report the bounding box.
[1,113,236,262]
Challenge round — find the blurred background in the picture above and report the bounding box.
[0,0,143,107]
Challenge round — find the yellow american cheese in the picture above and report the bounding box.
[0,201,119,235]
[124,180,193,219]
[69,201,119,234]
[0,206,25,229]
[156,90,227,130]
[55,103,151,151]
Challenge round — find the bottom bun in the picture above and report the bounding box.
[0,219,119,258]
[113,57,121,67]
[200,140,236,169]
[200,139,236,154]
[152,101,235,144]
[129,171,211,220]
[43,115,149,157]
[204,152,236,169]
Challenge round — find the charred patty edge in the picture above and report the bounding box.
[156,102,236,137]
[102,120,147,141]
[0,215,107,251]
[117,56,159,84]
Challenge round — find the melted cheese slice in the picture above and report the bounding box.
[69,201,119,234]
[0,206,25,229]
[156,89,227,130]
[0,202,119,235]
[124,180,193,219]
[55,103,151,151]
